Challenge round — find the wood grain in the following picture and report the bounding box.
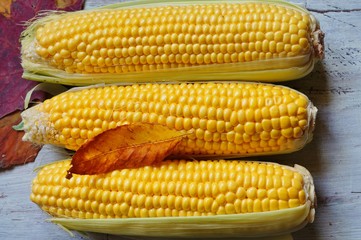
[1,0,361,239]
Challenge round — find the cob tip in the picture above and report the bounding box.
[312,29,325,60]
[294,164,316,223]
[305,102,318,145]
[21,104,58,146]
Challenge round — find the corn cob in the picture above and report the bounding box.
[21,0,324,85]
[31,159,315,238]
[21,82,316,157]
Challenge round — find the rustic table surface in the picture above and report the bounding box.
[1,0,360,239]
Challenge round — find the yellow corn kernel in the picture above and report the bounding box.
[21,1,324,85]
[31,159,315,219]
[21,82,316,157]
[30,160,315,238]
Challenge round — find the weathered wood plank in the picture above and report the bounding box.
[0,146,85,240]
[272,3,361,239]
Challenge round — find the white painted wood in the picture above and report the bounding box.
[1,0,361,239]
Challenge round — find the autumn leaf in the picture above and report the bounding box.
[56,0,81,9]
[0,0,84,119]
[0,0,12,18]
[0,111,41,169]
[66,123,188,178]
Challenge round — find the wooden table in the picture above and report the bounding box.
[1,0,360,239]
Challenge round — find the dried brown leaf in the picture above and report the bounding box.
[67,123,187,178]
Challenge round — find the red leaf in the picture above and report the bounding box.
[0,0,84,119]
[0,111,41,169]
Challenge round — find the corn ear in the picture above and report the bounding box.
[21,82,317,157]
[21,0,324,86]
[31,159,315,238]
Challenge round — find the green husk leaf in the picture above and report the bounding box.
[23,82,68,109]
[97,0,309,13]
[21,55,315,86]
[50,203,310,238]
[13,83,67,131]
[12,121,24,131]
